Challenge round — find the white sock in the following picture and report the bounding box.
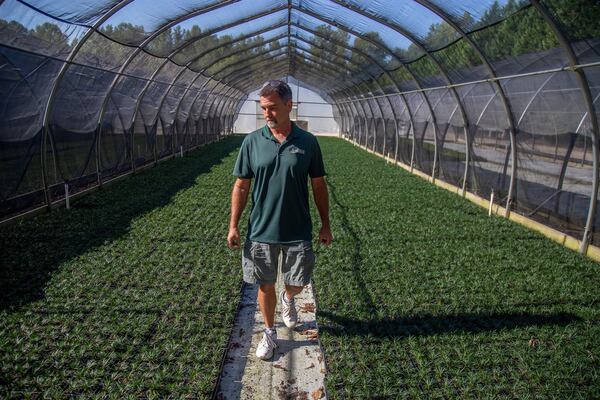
[265,328,276,336]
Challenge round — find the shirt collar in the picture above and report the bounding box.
[261,121,299,143]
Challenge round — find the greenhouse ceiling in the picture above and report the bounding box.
[1,0,600,253]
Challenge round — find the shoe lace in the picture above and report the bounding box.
[260,332,277,349]
[282,297,296,319]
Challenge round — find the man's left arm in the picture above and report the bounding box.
[311,176,333,246]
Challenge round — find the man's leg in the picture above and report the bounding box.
[256,283,278,360]
[242,241,279,360]
[280,241,315,328]
[258,283,277,328]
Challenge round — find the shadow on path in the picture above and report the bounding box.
[319,310,581,338]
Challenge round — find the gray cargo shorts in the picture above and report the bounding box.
[242,240,315,286]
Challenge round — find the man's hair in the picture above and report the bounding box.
[259,80,292,103]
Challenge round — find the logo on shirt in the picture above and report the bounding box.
[287,145,305,155]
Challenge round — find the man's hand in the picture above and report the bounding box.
[227,227,241,249]
[318,225,333,246]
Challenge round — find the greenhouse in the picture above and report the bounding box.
[1,0,599,398]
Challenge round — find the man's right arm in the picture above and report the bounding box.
[227,178,251,249]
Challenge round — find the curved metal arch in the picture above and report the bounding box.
[218,89,250,135]
[137,39,290,155]
[147,31,283,135]
[302,71,375,147]
[206,84,245,119]
[170,64,270,149]
[217,94,243,132]
[89,0,246,179]
[93,2,286,164]
[163,5,288,65]
[289,52,375,111]
[282,76,353,137]
[287,0,293,77]
[328,0,470,187]
[197,34,289,76]
[170,74,214,150]
[124,29,288,168]
[296,53,381,147]
[189,59,290,129]
[230,54,358,111]
[293,25,417,164]
[331,88,366,144]
[215,57,289,93]
[206,85,239,126]
[290,33,402,156]
[316,89,349,138]
[290,37,389,94]
[291,24,414,161]
[182,23,288,69]
[229,54,354,94]
[244,63,366,141]
[170,76,220,154]
[152,33,289,122]
[289,44,367,90]
[189,81,227,142]
[183,83,244,148]
[131,15,291,132]
[213,50,289,85]
[194,64,289,133]
[292,67,371,144]
[39,0,136,208]
[198,82,244,121]
[515,73,557,127]
[204,87,246,132]
[292,32,390,111]
[412,0,519,206]
[291,46,371,90]
[210,35,288,80]
[357,80,390,151]
[292,6,439,178]
[530,0,600,254]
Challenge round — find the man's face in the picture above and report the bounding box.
[259,93,292,130]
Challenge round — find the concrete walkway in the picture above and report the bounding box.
[217,280,327,400]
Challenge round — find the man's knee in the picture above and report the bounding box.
[285,284,305,296]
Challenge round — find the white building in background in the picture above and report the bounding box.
[233,80,339,135]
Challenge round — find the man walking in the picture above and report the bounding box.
[227,80,333,360]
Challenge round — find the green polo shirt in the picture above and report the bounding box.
[233,122,326,244]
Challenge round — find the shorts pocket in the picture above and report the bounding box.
[243,241,276,284]
[283,241,315,285]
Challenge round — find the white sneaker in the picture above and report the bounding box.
[280,290,298,328]
[256,330,278,360]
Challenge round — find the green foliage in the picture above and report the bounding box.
[31,22,69,45]
[312,137,600,398]
[352,31,390,66]
[474,5,558,62]
[544,0,600,40]
[100,22,145,45]
[408,56,440,81]
[0,137,246,398]
[2,131,599,398]
[434,38,482,72]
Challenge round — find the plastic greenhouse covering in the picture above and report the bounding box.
[1,0,600,252]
